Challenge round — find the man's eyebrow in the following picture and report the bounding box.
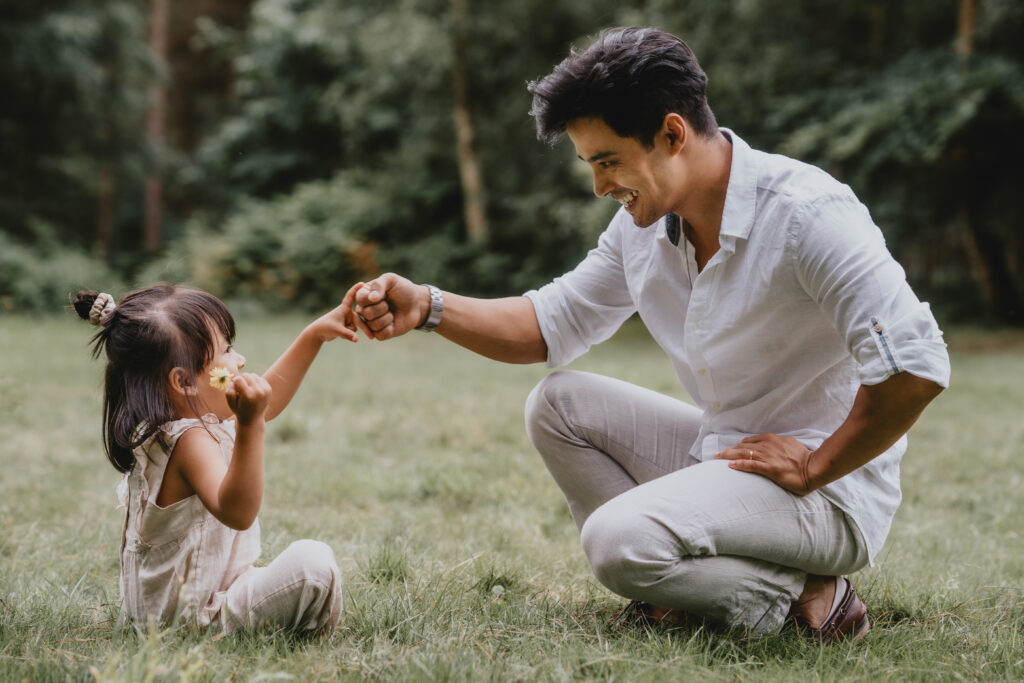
[578,151,616,163]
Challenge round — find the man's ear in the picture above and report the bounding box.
[168,367,198,396]
[662,113,687,153]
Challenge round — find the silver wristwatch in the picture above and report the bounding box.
[417,284,443,332]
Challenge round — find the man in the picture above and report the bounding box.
[347,27,950,641]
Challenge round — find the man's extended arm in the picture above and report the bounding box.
[345,273,547,364]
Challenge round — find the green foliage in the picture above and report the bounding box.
[185,0,631,297]
[777,53,1024,181]
[151,174,382,310]
[187,0,360,203]
[0,233,124,313]
[0,1,154,250]
[774,51,1024,323]
[646,0,1024,324]
[3,0,1023,317]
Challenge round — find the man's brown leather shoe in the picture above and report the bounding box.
[790,578,871,644]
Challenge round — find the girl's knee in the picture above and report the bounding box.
[287,540,342,627]
[283,539,340,584]
[285,538,333,559]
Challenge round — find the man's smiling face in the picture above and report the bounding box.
[567,116,678,228]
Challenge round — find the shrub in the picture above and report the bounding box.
[160,174,381,311]
[0,233,123,314]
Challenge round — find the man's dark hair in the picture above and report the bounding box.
[528,27,718,148]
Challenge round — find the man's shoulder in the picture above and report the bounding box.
[750,147,852,206]
[725,129,852,209]
[741,146,877,249]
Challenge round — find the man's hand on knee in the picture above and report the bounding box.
[713,434,815,495]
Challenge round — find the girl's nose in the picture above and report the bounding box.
[237,353,246,370]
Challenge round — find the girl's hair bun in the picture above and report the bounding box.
[73,290,117,327]
[73,291,99,321]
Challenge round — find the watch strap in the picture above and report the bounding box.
[417,284,443,332]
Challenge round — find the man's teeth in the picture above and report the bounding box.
[617,190,638,206]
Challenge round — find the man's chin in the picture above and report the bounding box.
[630,213,661,229]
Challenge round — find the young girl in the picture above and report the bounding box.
[75,284,358,634]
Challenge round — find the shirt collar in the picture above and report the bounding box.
[717,128,758,248]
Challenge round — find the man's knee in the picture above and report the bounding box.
[580,502,671,597]
[524,370,574,424]
[524,370,581,446]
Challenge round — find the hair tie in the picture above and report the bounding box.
[89,292,117,327]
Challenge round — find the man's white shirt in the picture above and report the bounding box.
[526,130,951,562]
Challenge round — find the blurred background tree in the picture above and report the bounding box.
[0,1,151,256]
[1,0,1022,323]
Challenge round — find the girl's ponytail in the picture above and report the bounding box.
[75,290,137,472]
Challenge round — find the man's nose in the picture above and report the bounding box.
[593,170,613,198]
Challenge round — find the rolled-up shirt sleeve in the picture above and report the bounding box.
[792,194,951,388]
[524,221,637,368]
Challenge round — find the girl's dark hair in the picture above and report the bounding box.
[528,27,718,148]
[73,284,235,473]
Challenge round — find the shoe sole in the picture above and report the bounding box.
[849,614,871,642]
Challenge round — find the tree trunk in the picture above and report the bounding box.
[962,186,1024,324]
[955,0,976,58]
[97,165,114,261]
[450,0,488,243]
[951,0,1024,322]
[144,0,169,253]
[962,215,1023,324]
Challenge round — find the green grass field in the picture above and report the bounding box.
[1,314,1022,681]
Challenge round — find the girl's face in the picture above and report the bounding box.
[194,330,247,420]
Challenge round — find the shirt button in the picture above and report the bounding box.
[712,402,722,410]
[873,322,883,333]
[697,368,707,376]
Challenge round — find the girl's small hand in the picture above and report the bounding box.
[225,372,272,425]
[308,295,361,343]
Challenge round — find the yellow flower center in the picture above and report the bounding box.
[209,367,234,391]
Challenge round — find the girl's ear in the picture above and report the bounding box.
[168,367,198,396]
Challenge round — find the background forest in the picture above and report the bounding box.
[2,0,1023,324]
